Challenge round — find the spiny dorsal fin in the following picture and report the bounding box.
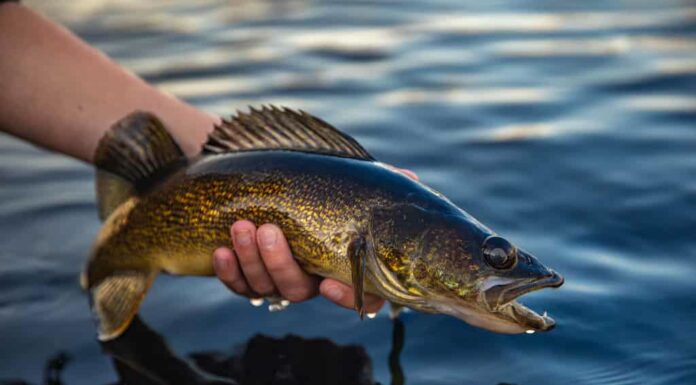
[203,106,375,161]
[94,111,186,220]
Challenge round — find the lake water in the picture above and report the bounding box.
[1,0,695,384]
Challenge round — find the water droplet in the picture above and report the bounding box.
[525,330,535,334]
[366,312,377,319]
[250,298,264,307]
[267,297,290,312]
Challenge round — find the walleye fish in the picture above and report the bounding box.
[84,106,563,341]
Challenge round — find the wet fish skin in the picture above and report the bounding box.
[89,151,438,293]
[85,107,563,340]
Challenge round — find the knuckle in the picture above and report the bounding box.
[216,267,238,283]
[222,278,248,295]
[234,249,256,263]
[234,241,257,254]
[227,277,247,290]
[252,282,275,296]
[285,287,311,302]
[218,272,235,284]
[265,258,291,274]
[221,272,243,286]
[240,261,266,276]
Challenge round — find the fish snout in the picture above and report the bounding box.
[482,268,564,311]
[545,269,564,288]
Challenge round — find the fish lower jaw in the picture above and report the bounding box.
[497,300,555,332]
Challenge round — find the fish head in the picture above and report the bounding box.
[369,204,563,334]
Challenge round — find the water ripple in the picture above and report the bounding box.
[3,1,695,384]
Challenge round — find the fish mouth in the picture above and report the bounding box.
[482,271,564,332]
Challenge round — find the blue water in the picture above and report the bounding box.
[1,0,695,383]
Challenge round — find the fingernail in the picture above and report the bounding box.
[324,284,343,302]
[234,229,252,247]
[258,227,277,249]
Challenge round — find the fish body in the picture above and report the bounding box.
[85,107,563,340]
[91,151,443,288]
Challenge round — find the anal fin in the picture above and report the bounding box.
[91,271,156,341]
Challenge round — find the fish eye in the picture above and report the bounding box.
[482,236,517,270]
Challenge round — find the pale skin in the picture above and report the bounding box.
[0,3,418,314]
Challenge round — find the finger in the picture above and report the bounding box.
[231,220,276,296]
[319,279,385,314]
[397,168,419,181]
[257,224,319,302]
[213,247,250,296]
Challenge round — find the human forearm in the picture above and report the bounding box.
[0,3,405,314]
[0,3,217,162]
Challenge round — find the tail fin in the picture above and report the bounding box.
[89,270,156,341]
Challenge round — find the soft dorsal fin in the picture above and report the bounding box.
[203,106,375,161]
[94,111,186,220]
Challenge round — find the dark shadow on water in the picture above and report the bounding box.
[388,318,405,385]
[0,316,518,385]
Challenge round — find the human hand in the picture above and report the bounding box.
[212,168,419,314]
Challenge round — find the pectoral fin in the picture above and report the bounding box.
[347,235,367,319]
[90,271,156,341]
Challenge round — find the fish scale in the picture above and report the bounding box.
[84,106,563,341]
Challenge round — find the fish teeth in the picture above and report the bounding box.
[366,312,377,319]
[543,310,548,318]
[250,298,264,307]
